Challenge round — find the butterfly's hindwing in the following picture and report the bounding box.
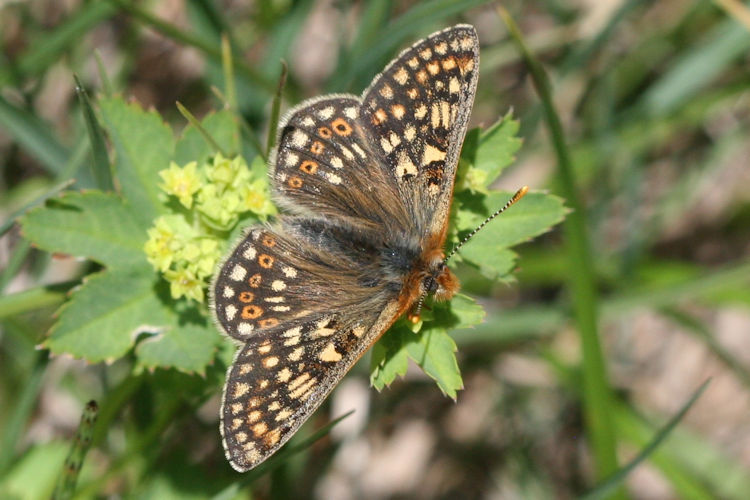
[220,314,370,470]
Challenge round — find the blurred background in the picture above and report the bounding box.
[2,0,750,498]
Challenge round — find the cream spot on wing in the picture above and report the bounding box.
[290,376,317,399]
[225,304,237,321]
[283,335,300,346]
[431,102,441,128]
[272,305,291,312]
[265,428,281,447]
[404,125,416,142]
[380,137,394,154]
[237,322,253,336]
[396,151,418,178]
[317,106,335,119]
[289,373,310,391]
[230,264,247,281]
[407,57,419,69]
[423,144,446,166]
[352,325,366,337]
[233,383,250,398]
[252,422,268,437]
[351,143,367,158]
[393,67,409,85]
[282,265,298,278]
[414,104,427,119]
[275,408,293,421]
[319,342,342,362]
[301,116,315,127]
[326,172,342,185]
[235,431,247,443]
[285,152,299,167]
[248,410,262,423]
[330,156,343,169]
[276,367,292,382]
[271,280,286,291]
[443,58,457,71]
[389,132,401,148]
[257,342,272,354]
[283,326,302,338]
[449,76,460,94]
[379,84,394,99]
[426,61,440,75]
[374,108,387,124]
[419,48,432,60]
[242,245,256,260]
[441,101,451,127]
[344,107,358,119]
[460,36,475,50]
[268,401,281,411]
[232,418,243,430]
[223,286,234,298]
[407,88,418,99]
[258,379,269,389]
[265,296,285,303]
[263,356,279,368]
[391,104,405,119]
[341,146,354,160]
[231,403,243,414]
[288,347,304,361]
[450,39,459,51]
[239,363,252,375]
[434,41,447,54]
[248,397,261,408]
[291,130,309,147]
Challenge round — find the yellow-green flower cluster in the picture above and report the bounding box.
[144,154,275,303]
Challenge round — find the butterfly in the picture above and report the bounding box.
[212,24,489,472]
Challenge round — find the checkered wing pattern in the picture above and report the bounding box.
[212,25,480,472]
[361,25,479,237]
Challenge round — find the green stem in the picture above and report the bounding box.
[499,8,624,495]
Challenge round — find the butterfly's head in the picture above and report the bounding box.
[425,258,460,302]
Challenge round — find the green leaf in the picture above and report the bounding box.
[0,442,69,500]
[136,312,222,375]
[445,294,486,329]
[44,267,172,364]
[457,191,567,278]
[75,75,113,191]
[174,109,239,165]
[98,97,174,227]
[370,325,411,391]
[21,191,147,269]
[473,111,522,185]
[406,326,463,399]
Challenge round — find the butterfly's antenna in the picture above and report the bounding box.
[444,186,529,263]
[409,295,426,324]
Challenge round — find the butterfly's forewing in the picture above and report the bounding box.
[360,25,479,239]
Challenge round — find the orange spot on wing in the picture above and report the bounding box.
[241,305,263,319]
[331,118,353,136]
[258,254,274,268]
[239,292,255,303]
[248,274,262,287]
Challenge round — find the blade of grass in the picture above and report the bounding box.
[93,50,113,97]
[581,380,711,500]
[0,95,70,175]
[176,102,229,157]
[265,60,287,158]
[499,7,622,493]
[52,400,98,500]
[74,75,113,191]
[0,349,48,475]
[219,35,240,155]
